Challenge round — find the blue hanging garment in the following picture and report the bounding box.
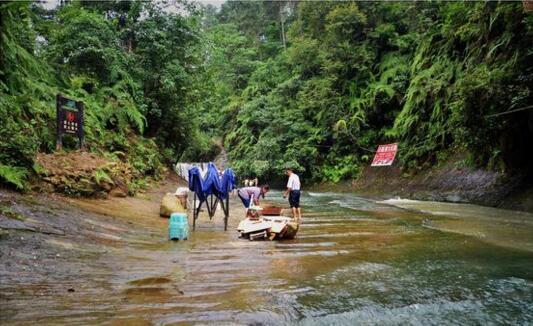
[188,163,235,201]
[202,163,220,196]
[188,166,206,201]
[218,168,235,199]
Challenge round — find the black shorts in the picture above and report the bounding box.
[289,190,300,208]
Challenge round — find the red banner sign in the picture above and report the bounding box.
[371,143,398,167]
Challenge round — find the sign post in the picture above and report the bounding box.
[371,143,398,167]
[56,94,84,151]
[524,1,533,12]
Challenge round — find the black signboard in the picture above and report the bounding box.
[56,94,84,150]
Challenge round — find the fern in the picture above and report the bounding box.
[93,169,114,186]
[333,119,347,133]
[0,165,27,189]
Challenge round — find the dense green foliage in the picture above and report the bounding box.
[199,1,533,182]
[0,1,217,189]
[1,1,532,190]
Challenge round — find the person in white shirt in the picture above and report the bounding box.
[283,168,301,220]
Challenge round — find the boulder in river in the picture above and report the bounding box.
[282,221,299,239]
[160,193,186,217]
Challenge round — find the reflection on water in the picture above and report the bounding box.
[3,191,533,324]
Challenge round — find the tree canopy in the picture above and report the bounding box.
[0,1,532,190]
[198,1,533,182]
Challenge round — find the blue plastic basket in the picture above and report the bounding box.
[169,212,189,241]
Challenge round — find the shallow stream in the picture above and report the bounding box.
[2,190,532,324]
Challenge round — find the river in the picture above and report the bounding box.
[1,188,532,325]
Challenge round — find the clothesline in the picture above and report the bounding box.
[175,162,210,182]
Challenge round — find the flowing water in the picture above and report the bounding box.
[2,190,533,325]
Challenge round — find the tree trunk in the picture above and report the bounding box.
[280,3,286,50]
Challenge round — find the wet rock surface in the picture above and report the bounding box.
[0,192,113,321]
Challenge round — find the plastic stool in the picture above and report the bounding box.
[169,212,189,241]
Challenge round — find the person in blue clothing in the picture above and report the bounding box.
[283,168,301,221]
[237,185,270,217]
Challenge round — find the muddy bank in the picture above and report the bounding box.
[312,158,533,213]
[34,151,132,197]
[32,151,166,198]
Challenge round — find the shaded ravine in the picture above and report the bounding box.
[1,185,532,324]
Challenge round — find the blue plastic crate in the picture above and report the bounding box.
[169,212,189,240]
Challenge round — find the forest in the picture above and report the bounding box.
[1,0,532,190]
